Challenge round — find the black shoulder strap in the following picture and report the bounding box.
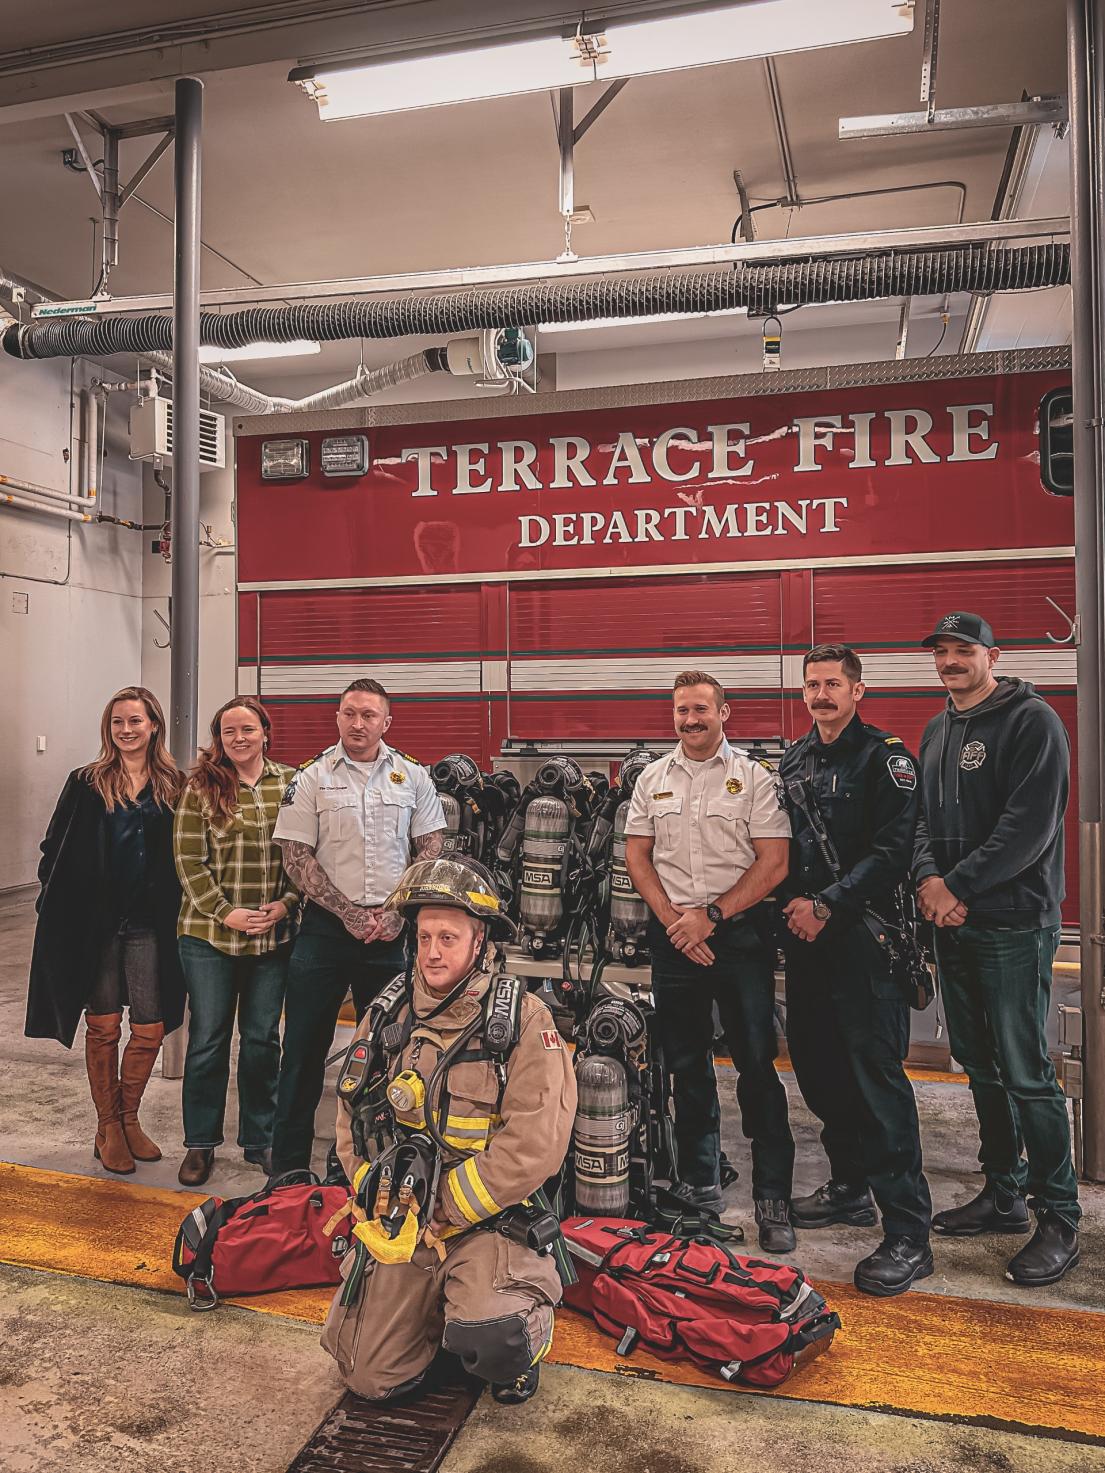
[481,974,525,1057]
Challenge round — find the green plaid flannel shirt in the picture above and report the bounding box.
[174,759,300,955]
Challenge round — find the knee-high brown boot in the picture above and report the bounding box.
[85,1012,135,1175]
[120,1020,165,1162]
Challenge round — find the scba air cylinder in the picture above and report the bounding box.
[609,798,650,961]
[519,794,569,945]
[573,1054,633,1215]
[438,791,462,853]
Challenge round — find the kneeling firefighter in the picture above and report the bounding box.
[322,856,577,1406]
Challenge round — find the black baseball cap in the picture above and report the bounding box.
[921,612,996,648]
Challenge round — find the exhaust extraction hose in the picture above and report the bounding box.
[2,243,1069,361]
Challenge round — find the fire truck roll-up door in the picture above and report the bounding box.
[235,353,1075,923]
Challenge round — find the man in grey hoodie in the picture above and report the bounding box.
[914,611,1079,1287]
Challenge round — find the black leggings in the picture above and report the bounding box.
[86,925,163,1024]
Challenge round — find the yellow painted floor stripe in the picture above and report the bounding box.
[1,1161,1100,1440]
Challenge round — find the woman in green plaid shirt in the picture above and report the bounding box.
[173,697,299,1186]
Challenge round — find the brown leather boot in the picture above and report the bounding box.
[85,1012,135,1175]
[120,1020,165,1161]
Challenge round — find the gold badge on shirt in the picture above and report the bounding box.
[390,771,406,784]
[725,777,743,794]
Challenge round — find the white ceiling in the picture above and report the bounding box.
[0,0,1072,389]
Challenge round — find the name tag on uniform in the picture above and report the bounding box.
[651,790,673,801]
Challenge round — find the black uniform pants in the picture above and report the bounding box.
[649,917,794,1200]
[784,918,931,1242]
[270,903,407,1175]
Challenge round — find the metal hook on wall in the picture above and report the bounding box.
[153,606,171,649]
[1045,595,1078,645]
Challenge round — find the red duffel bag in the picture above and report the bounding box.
[172,1177,353,1310]
[561,1216,840,1387]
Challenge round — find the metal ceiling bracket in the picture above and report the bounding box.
[840,96,1069,138]
[554,79,628,259]
[920,0,941,124]
[120,131,175,209]
[732,170,755,242]
[63,111,176,293]
[895,298,911,360]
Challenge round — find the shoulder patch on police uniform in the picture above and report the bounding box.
[887,754,917,790]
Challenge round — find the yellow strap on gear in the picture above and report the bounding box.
[322,1198,354,1238]
[353,1209,422,1265]
[351,1161,372,1195]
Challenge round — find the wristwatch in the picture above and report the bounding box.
[812,896,833,921]
[705,902,724,926]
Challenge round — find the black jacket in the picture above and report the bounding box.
[913,677,1069,928]
[780,714,920,919]
[25,769,186,1048]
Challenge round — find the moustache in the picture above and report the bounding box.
[941,667,969,675]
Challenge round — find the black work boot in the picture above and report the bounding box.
[491,1364,540,1406]
[755,1198,797,1255]
[1005,1212,1080,1287]
[791,1180,877,1229]
[669,1179,724,1215]
[854,1235,934,1297]
[932,1183,1030,1237]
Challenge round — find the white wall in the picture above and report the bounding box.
[0,356,145,889]
[139,458,239,744]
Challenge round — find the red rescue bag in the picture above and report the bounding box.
[172,1180,352,1310]
[561,1216,839,1387]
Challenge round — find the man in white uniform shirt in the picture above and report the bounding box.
[269,678,445,1176]
[625,671,796,1251]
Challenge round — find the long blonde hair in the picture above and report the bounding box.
[82,686,183,811]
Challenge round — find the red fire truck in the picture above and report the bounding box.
[235,347,1074,917]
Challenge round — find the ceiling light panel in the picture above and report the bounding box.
[294,1,914,121]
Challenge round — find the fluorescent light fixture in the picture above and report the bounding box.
[292,1,914,120]
[538,307,745,333]
[199,339,321,364]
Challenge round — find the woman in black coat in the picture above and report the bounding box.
[26,686,186,1175]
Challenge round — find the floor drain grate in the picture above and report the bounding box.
[286,1363,482,1473]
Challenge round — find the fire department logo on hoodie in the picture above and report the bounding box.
[960,740,987,771]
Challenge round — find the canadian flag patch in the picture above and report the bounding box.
[540,1029,562,1051]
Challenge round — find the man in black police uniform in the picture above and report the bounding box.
[780,644,933,1296]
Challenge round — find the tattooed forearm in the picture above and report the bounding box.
[279,840,372,939]
[414,828,446,860]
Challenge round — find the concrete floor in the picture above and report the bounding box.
[2,886,1104,1472]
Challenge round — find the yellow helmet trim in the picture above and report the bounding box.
[466,890,500,912]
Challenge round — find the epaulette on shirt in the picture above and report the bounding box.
[755,756,779,773]
[397,750,421,765]
[281,751,325,806]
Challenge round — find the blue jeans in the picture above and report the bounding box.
[934,923,1080,1226]
[179,936,290,1151]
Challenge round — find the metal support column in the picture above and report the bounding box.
[163,76,203,1080]
[170,75,202,771]
[1068,0,1105,1181]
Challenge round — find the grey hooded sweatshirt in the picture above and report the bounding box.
[913,676,1070,928]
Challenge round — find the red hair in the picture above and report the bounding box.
[187,697,274,826]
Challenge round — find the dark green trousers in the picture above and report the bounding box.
[934,923,1080,1226]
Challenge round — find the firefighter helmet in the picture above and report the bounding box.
[384,855,516,938]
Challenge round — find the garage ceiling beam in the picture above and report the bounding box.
[840,95,1068,138]
[40,215,1068,317]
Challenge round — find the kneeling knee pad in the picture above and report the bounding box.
[443,1313,534,1385]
